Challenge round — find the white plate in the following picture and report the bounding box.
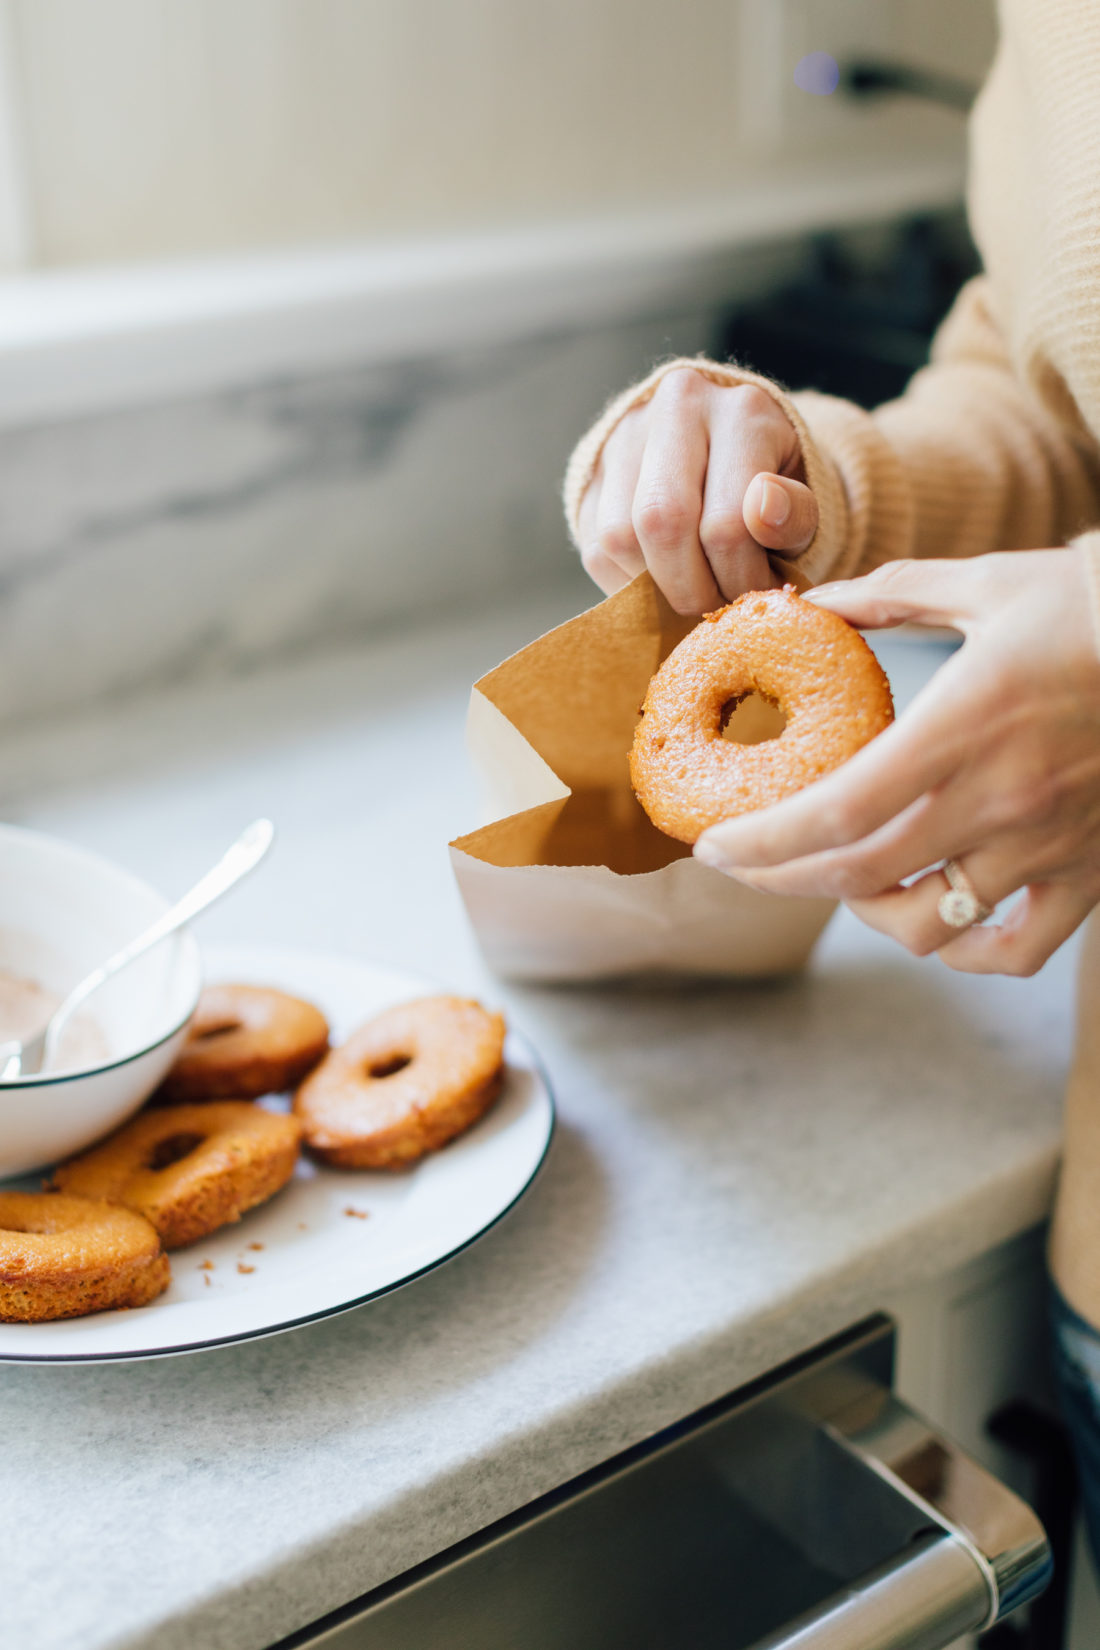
[0,946,554,1364]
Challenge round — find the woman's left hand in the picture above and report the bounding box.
[694,550,1100,976]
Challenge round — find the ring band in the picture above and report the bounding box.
[937,859,993,930]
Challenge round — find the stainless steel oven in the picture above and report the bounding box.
[277,1316,1050,1650]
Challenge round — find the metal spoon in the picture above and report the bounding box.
[0,818,275,1082]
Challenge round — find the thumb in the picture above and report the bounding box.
[804,558,986,632]
[743,472,818,554]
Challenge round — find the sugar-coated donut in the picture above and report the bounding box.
[156,983,330,1102]
[0,1191,170,1322]
[52,1102,301,1249]
[295,996,506,1170]
[630,586,894,844]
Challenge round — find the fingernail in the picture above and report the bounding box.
[758,478,790,529]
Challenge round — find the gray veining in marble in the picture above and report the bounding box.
[0,601,1075,1650]
[0,296,733,729]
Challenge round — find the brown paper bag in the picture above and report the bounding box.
[449,572,835,981]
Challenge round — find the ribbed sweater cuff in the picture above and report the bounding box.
[1075,529,1100,658]
[561,356,851,588]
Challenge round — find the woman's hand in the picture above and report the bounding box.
[577,368,819,615]
[693,550,1100,976]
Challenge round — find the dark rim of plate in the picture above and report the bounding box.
[0,1039,555,1363]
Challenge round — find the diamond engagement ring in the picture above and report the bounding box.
[937,859,994,930]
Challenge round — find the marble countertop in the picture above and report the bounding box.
[0,588,1076,1650]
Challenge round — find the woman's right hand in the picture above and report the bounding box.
[576,367,820,615]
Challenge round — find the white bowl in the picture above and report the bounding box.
[0,825,202,1177]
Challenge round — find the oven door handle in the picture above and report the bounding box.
[747,1525,990,1650]
[747,1382,1051,1650]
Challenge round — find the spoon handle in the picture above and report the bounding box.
[43,819,275,1067]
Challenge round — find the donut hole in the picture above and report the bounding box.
[720,693,787,746]
[367,1052,413,1080]
[193,1019,242,1043]
[147,1131,206,1171]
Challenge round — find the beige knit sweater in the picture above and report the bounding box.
[565,0,1100,1327]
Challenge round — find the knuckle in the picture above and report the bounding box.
[597,518,640,566]
[654,368,706,409]
[669,590,707,617]
[634,494,697,551]
[728,383,774,423]
[699,508,748,557]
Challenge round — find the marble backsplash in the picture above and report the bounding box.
[0,300,733,729]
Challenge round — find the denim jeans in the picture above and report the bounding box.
[1051,1282,1100,1570]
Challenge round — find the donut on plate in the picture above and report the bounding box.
[0,1191,170,1322]
[630,585,894,844]
[52,1101,301,1249]
[295,996,506,1170]
[156,983,330,1102]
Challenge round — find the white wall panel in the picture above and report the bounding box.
[12,0,747,265]
[0,0,32,269]
[6,0,992,268]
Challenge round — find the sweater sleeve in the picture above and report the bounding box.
[563,276,1100,586]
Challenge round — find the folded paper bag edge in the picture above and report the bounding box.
[471,572,690,793]
[450,798,570,871]
[466,686,569,824]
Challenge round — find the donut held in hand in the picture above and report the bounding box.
[157,983,330,1102]
[52,1101,301,1248]
[630,586,894,844]
[296,996,506,1169]
[0,1191,170,1322]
